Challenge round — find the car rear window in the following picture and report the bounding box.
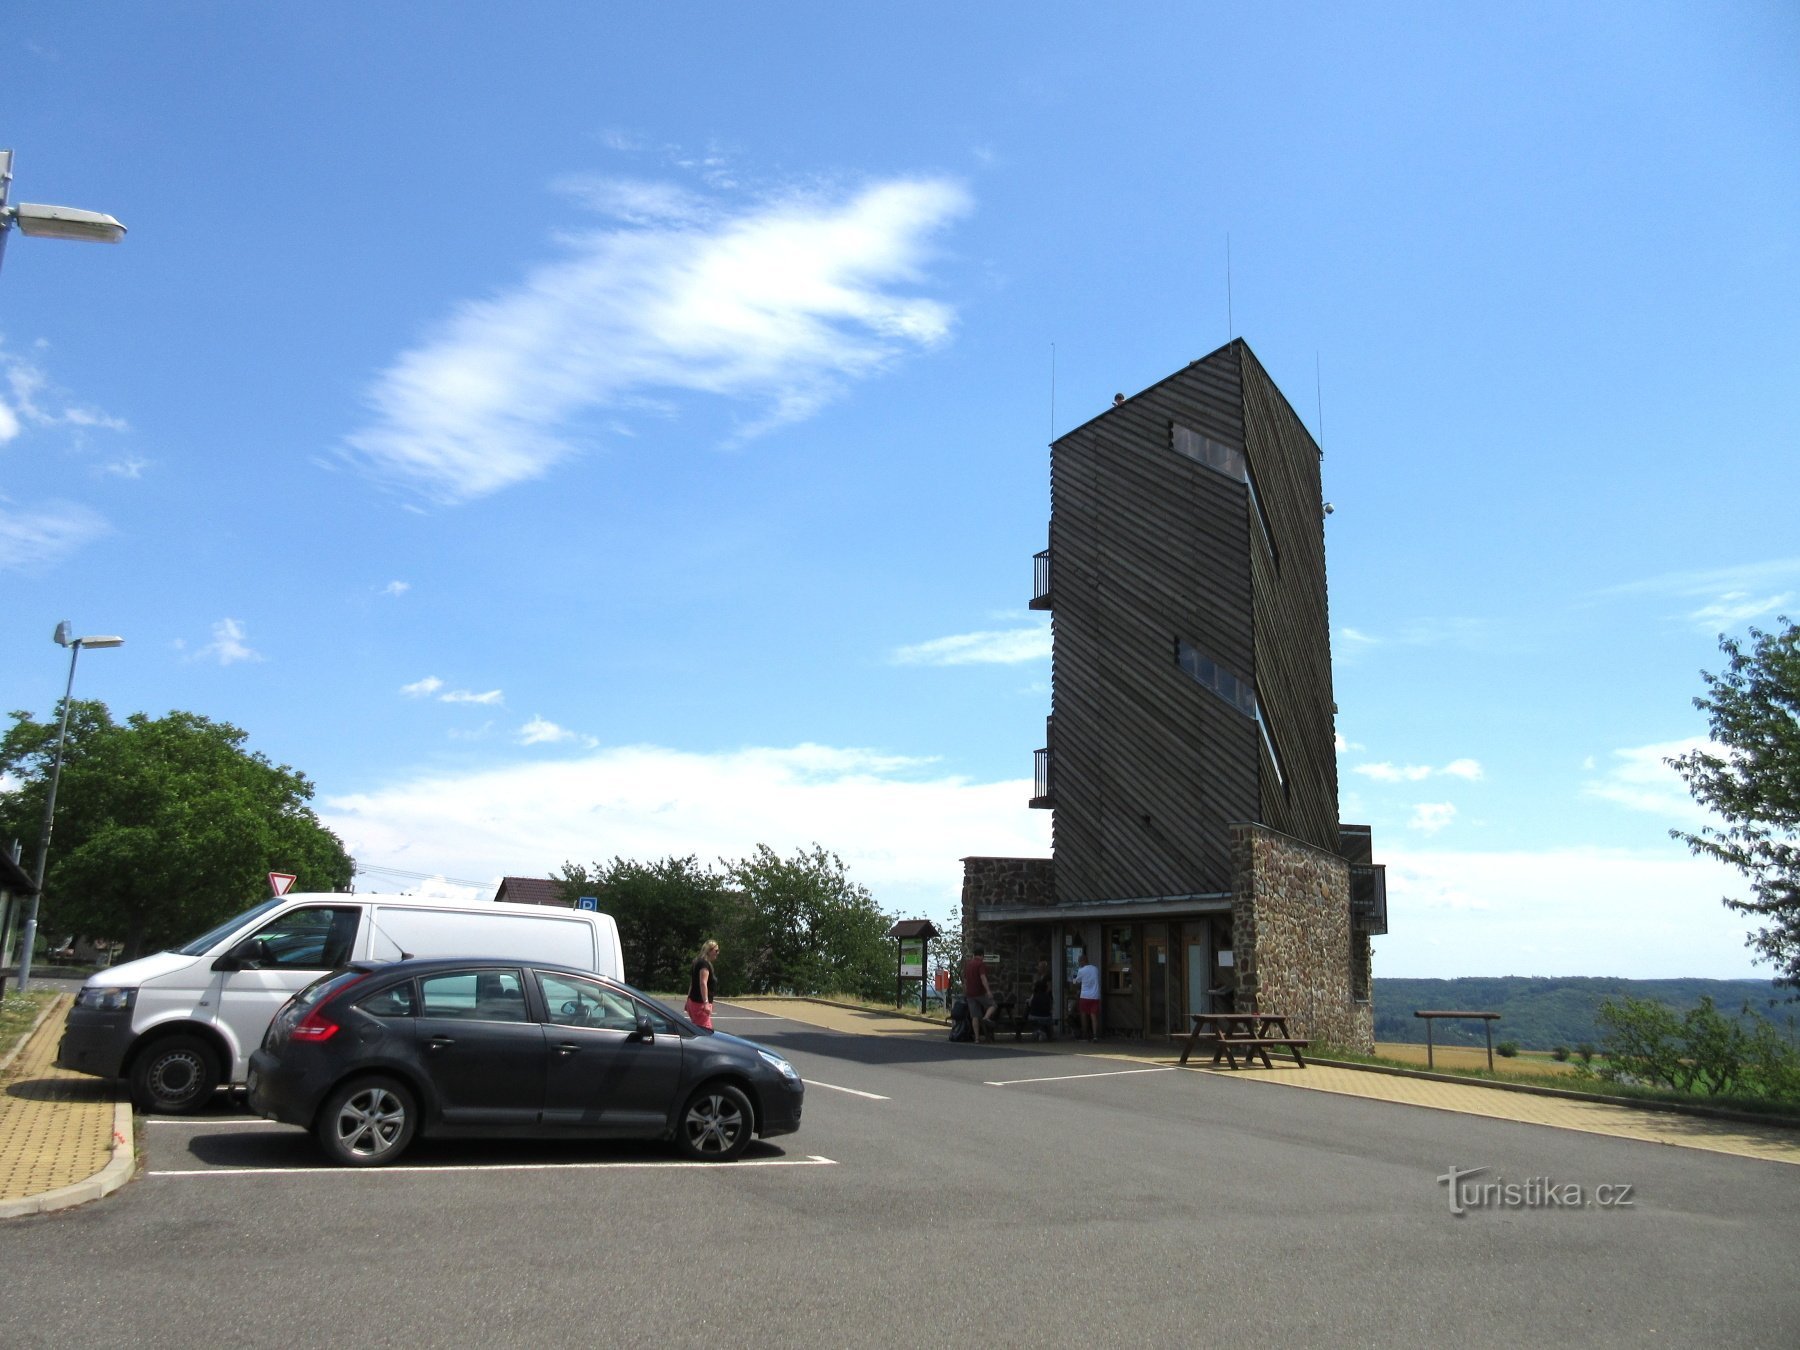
[357,982,417,1018]
[293,968,372,1011]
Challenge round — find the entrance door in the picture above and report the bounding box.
[1144,925,1170,1038]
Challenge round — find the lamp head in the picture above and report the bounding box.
[6,202,127,244]
[77,635,125,649]
[53,621,72,646]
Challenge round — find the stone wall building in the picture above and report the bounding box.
[963,340,1384,1051]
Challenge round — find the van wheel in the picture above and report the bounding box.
[130,1035,221,1115]
[316,1076,417,1167]
[676,1082,753,1162]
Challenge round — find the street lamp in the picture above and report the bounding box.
[0,149,127,275]
[15,622,124,992]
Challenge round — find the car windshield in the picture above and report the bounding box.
[174,896,289,956]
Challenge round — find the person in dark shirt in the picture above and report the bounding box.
[686,940,720,1030]
[1026,959,1056,1040]
[963,945,997,1042]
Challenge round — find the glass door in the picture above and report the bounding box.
[1144,924,1170,1038]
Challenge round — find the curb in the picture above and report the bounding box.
[0,996,138,1220]
[0,1101,136,1219]
[0,993,69,1077]
[744,995,948,1028]
[1307,1055,1800,1132]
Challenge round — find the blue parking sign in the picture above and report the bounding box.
[577,895,598,911]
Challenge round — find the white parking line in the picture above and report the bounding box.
[145,1118,291,1128]
[985,1066,1180,1087]
[149,1154,838,1177]
[805,1080,889,1100]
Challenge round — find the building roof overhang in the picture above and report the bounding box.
[975,893,1232,924]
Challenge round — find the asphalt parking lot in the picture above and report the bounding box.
[3,1002,1798,1349]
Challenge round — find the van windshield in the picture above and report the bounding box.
[175,897,289,956]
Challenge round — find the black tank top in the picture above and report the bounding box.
[688,957,715,1003]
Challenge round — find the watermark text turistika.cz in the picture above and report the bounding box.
[1437,1165,1636,1216]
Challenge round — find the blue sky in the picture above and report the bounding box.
[3,4,1796,978]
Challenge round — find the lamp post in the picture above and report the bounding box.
[15,623,124,992]
[0,149,128,276]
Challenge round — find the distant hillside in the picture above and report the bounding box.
[1371,977,1798,1050]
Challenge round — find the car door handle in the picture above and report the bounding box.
[554,1042,582,1056]
[426,1035,455,1051]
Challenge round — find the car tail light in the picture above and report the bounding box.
[290,1009,341,1041]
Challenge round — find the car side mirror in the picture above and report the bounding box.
[628,1015,655,1044]
[212,937,264,972]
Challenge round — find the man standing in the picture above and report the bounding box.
[963,944,998,1043]
[1075,948,1102,1042]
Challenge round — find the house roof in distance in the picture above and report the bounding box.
[492,875,565,907]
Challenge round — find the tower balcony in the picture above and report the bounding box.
[1030,548,1053,610]
[1029,747,1054,809]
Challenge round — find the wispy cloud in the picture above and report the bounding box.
[401,676,445,698]
[1408,802,1457,833]
[441,688,504,706]
[892,625,1051,666]
[1591,558,1800,633]
[1354,758,1484,783]
[0,344,129,441]
[343,174,972,504]
[197,618,261,666]
[518,715,599,748]
[1583,736,1718,824]
[380,580,411,598]
[0,498,110,572]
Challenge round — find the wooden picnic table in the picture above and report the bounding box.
[1176,1011,1310,1070]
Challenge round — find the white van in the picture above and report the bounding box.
[57,892,623,1114]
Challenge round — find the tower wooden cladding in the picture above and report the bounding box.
[1037,339,1340,904]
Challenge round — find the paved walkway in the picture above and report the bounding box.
[0,999,133,1216]
[735,997,1800,1166]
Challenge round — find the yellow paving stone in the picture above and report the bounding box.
[0,999,123,1202]
[735,997,1800,1167]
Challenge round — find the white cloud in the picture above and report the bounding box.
[401,676,445,698]
[0,498,110,571]
[1375,846,1761,978]
[198,618,261,666]
[1355,759,1483,784]
[100,456,149,479]
[1688,590,1791,631]
[381,580,411,598]
[0,344,128,440]
[1338,626,1381,647]
[343,174,973,504]
[1408,802,1457,833]
[322,741,1049,930]
[519,716,598,748]
[441,688,504,706]
[1584,737,1718,825]
[892,625,1051,666]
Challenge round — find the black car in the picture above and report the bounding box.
[247,957,803,1167]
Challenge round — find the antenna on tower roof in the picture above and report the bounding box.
[1226,233,1234,341]
[1315,351,1325,459]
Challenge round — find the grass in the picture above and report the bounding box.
[0,990,61,1067]
[1318,1040,1800,1122]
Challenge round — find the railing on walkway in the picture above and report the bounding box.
[1414,1010,1502,1070]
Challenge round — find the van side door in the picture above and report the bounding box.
[211,905,362,1077]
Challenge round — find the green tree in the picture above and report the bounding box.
[1668,619,1800,985]
[727,844,895,999]
[555,855,738,994]
[0,701,353,961]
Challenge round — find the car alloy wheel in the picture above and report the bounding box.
[318,1076,417,1167]
[678,1083,752,1162]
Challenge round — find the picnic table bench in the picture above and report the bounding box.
[1176,1011,1310,1069]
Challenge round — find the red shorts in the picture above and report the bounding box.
[685,998,714,1030]
[1078,998,1101,1016]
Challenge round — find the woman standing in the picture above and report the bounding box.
[685,940,720,1030]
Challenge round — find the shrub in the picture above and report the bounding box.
[1552,1045,1571,1062]
[1576,1043,1596,1064]
[1596,995,1800,1101]
[1496,1040,1519,1058]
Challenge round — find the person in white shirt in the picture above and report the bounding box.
[1074,951,1102,1042]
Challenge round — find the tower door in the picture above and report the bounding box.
[1144,924,1171,1038]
